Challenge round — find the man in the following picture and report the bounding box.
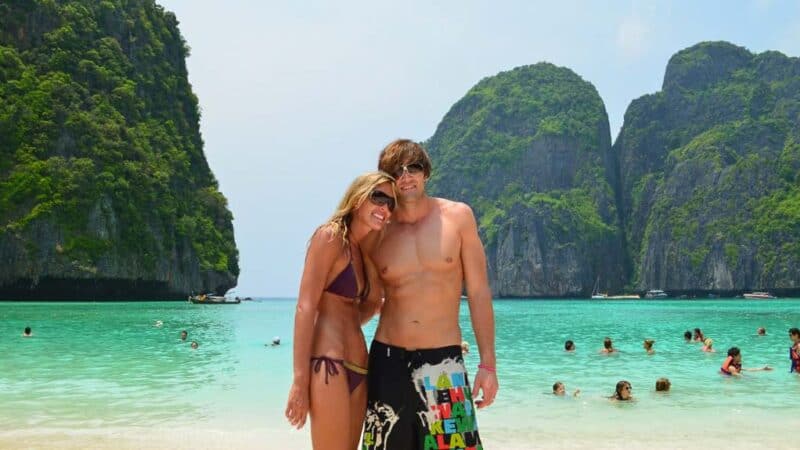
[361,139,497,450]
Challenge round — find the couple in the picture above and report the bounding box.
[285,139,499,449]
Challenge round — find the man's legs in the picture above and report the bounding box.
[362,340,415,450]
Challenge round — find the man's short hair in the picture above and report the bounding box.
[378,139,432,178]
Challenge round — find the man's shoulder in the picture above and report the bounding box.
[432,197,474,218]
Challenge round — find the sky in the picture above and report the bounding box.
[158,0,800,297]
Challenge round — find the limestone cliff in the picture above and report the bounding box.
[0,0,238,299]
[615,42,800,293]
[426,64,625,297]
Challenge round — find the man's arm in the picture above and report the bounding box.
[457,202,498,408]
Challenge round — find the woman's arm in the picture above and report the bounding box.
[285,228,339,429]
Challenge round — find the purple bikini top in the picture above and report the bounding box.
[324,247,368,300]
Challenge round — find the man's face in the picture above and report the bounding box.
[390,161,426,201]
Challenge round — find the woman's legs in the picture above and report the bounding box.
[349,379,367,449]
[309,361,351,450]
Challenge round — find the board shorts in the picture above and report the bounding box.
[362,340,483,450]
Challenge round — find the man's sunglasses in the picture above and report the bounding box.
[369,190,396,212]
[392,162,424,179]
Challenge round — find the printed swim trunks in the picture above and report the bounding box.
[362,340,483,450]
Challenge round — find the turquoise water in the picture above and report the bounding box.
[1,299,799,448]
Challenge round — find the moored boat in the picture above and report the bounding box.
[645,289,668,299]
[743,292,776,299]
[189,293,241,304]
[591,277,607,299]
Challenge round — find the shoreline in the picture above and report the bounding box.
[3,423,797,450]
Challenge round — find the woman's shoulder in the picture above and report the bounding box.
[308,224,346,256]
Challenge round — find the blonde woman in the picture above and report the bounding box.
[285,172,395,450]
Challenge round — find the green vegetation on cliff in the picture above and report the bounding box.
[0,0,238,297]
[426,63,625,296]
[618,41,800,290]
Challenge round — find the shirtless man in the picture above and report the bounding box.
[360,139,498,450]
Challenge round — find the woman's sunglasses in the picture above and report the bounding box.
[392,162,424,179]
[369,190,396,212]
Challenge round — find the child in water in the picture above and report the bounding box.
[655,378,671,392]
[552,381,580,397]
[720,347,772,376]
[643,339,655,355]
[701,338,716,352]
[788,328,800,373]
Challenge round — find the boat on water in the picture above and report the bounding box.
[189,293,241,304]
[605,294,641,299]
[591,277,607,299]
[743,292,776,299]
[645,289,668,299]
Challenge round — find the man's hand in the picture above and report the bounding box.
[472,367,498,409]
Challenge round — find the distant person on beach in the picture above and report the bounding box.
[720,347,772,376]
[461,341,470,355]
[788,328,800,373]
[684,330,692,343]
[565,340,575,352]
[553,381,580,397]
[22,327,32,337]
[701,338,716,352]
[655,378,671,392]
[359,139,497,449]
[190,341,199,349]
[643,339,655,355]
[610,380,633,401]
[284,172,396,450]
[180,330,188,341]
[693,328,705,343]
[600,337,617,354]
[756,327,766,336]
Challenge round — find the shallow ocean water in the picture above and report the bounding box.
[1,298,798,449]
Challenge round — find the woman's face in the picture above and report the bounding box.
[619,384,632,400]
[355,182,395,231]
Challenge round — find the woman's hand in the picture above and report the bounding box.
[285,382,310,429]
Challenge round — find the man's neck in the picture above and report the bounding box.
[394,194,432,224]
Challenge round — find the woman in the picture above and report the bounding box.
[610,380,633,401]
[693,328,705,343]
[285,172,396,450]
[600,337,617,354]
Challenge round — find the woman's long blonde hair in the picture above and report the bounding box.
[321,171,396,248]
